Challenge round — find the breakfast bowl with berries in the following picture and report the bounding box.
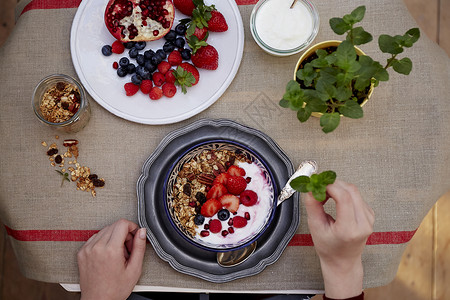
[164,140,277,252]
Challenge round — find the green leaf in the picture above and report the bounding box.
[347,26,373,45]
[318,170,337,185]
[392,57,413,75]
[279,99,290,108]
[335,85,352,102]
[305,96,328,113]
[350,5,366,23]
[311,58,329,68]
[297,107,311,122]
[402,28,420,47]
[312,188,327,202]
[335,41,360,72]
[378,34,404,54]
[335,72,354,87]
[289,176,310,193]
[320,112,341,133]
[316,78,336,101]
[329,17,351,35]
[296,63,317,87]
[282,81,305,110]
[316,49,328,59]
[354,55,387,91]
[339,99,364,119]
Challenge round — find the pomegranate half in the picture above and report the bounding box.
[105,0,175,42]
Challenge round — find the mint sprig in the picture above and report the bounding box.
[290,171,337,202]
[55,170,71,187]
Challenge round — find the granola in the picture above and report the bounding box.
[42,138,105,197]
[171,149,248,237]
[39,82,81,123]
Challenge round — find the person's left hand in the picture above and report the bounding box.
[77,219,147,300]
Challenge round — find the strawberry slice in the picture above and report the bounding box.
[218,194,240,213]
[208,219,222,234]
[226,176,247,195]
[240,190,258,207]
[227,165,246,177]
[206,183,227,200]
[200,198,222,217]
[213,173,231,186]
[232,216,248,228]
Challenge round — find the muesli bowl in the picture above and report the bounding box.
[164,139,277,252]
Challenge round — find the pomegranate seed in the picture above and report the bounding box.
[113,61,119,69]
[245,212,251,220]
[246,177,252,183]
[222,230,229,237]
[200,230,210,237]
[204,224,209,230]
[228,218,233,226]
[153,30,159,36]
[228,227,234,234]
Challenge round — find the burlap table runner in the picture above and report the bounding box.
[1,0,449,292]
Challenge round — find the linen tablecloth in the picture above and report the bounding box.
[1,0,449,292]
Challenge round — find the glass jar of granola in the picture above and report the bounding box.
[32,74,91,133]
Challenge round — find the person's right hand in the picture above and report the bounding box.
[303,180,375,299]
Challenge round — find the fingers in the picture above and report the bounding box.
[303,192,328,227]
[127,228,147,274]
[326,180,356,225]
[108,219,140,248]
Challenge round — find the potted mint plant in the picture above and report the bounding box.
[279,6,420,133]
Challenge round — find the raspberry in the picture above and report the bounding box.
[162,82,177,98]
[149,87,163,100]
[165,70,176,84]
[157,61,171,74]
[209,219,222,234]
[140,79,153,94]
[233,216,248,228]
[124,82,139,96]
[111,40,125,54]
[152,72,165,87]
[168,50,183,66]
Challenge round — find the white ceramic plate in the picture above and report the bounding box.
[70,0,244,124]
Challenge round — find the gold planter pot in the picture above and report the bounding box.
[293,40,374,117]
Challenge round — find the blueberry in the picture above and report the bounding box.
[136,65,151,80]
[129,47,139,58]
[194,215,205,226]
[126,63,136,74]
[180,48,191,60]
[217,209,230,221]
[150,55,162,66]
[156,49,167,60]
[164,30,177,42]
[144,61,157,73]
[119,57,129,67]
[131,74,142,85]
[124,42,135,49]
[136,54,145,66]
[101,45,112,56]
[174,37,185,49]
[163,41,175,53]
[144,49,155,60]
[117,67,127,77]
[134,41,146,50]
[175,23,187,36]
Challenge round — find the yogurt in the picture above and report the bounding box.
[254,0,315,50]
[194,162,274,248]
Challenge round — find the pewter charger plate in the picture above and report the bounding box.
[136,119,299,283]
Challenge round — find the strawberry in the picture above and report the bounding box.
[157,61,171,74]
[173,0,196,16]
[213,173,230,186]
[239,190,258,207]
[162,82,177,98]
[165,70,176,84]
[140,79,153,94]
[174,63,199,94]
[208,219,222,234]
[191,44,219,70]
[111,40,125,54]
[186,26,208,42]
[227,165,246,177]
[218,194,240,213]
[206,183,227,200]
[124,82,139,96]
[207,10,228,32]
[226,176,247,195]
[152,72,165,86]
[168,50,183,66]
[149,87,163,100]
[200,198,222,217]
[232,216,248,228]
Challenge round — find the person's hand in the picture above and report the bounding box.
[303,180,374,299]
[77,219,147,300]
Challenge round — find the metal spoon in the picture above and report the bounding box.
[290,0,299,9]
[216,161,318,267]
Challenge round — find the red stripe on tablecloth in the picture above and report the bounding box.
[5,225,417,245]
[20,0,258,15]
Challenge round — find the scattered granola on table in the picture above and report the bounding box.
[41,137,105,197]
